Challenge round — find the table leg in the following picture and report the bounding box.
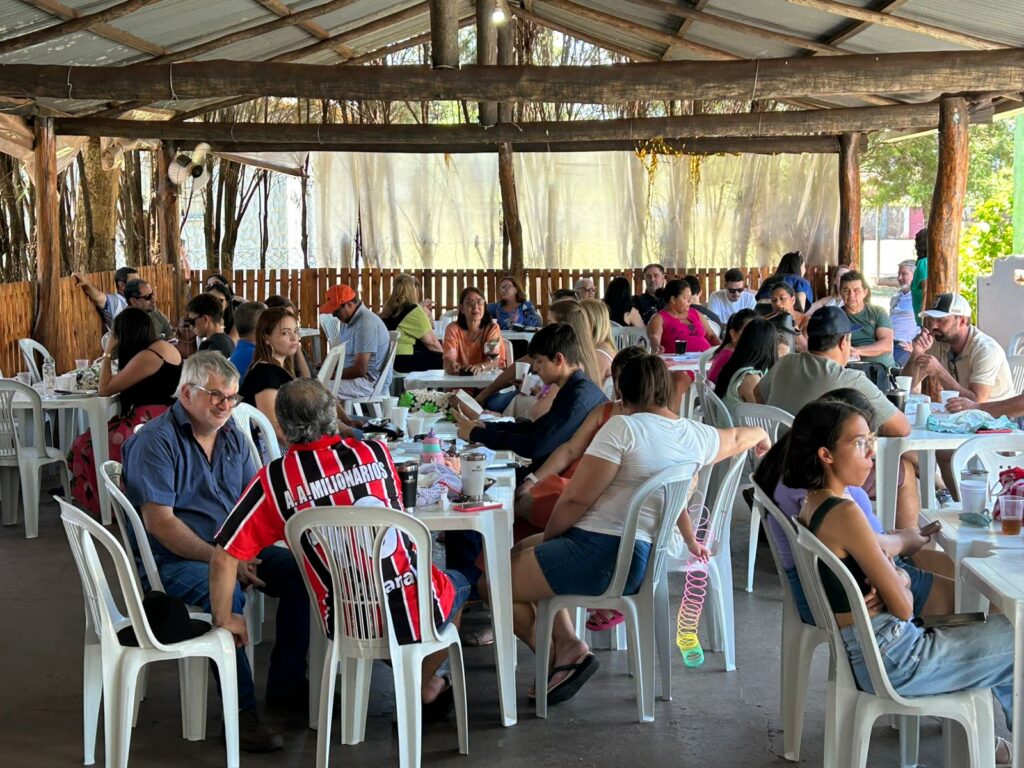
[921,450,937,509]
[481,514,517,727]
[88,402,113,526]
[875,440,900,531]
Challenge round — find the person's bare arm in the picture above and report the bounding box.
[254,388,286,443]
[626,307,645,328]
[210,547,249,647]
[699,314,722,346]
[292,350,311,378]
[647,313,664,352]
[99,343,175,396]
[948,394,1024,418]
[73,272,107,310]
[519,404,609,494]
[878,409,911,437]
[419,330,443,353]
[712,425,769,463]
[546,455,619,539]
[854,326,894,358]
[342,351,371,379]
[737,372,761,404]
[142,502,217,563]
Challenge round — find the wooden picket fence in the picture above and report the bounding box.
[1,264,828,376]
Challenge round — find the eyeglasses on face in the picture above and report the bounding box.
[464,299,486,308]
[846,433,877,456]
[194,385,243,407]
[137,293,154,302]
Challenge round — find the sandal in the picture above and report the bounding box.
[528,652,600,705]
[585,609,624,632]
[996,736,1012,768]
[422,676,455,722]
[461,626,495,647]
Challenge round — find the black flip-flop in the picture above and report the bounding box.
[536,653,600,706]
[422,676,455,722]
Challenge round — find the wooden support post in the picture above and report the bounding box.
[926,97,969,306]
[477,0,498,127]
[32,117,60,355]
[837,132,862,267]
[497,13,514,124]
[429,0,459,69]
[154,142,183,320]
[497,142,523,277]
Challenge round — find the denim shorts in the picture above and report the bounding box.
[440,568,472,628]
[534,527,651,596]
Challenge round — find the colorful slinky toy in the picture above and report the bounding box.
[676,495,713,668]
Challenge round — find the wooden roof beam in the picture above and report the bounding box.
[5,49,1024,103]
[661,0,711,60]
[511,6,656,62]
[822,0,909,46]
[250,0,355,62]
[783,0,1007,50]
[1,0,164,55]
[16,0,168,56]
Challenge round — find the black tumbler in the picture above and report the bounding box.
[675,339,687,355]
[397,461,419,510]
[885,389,907,412]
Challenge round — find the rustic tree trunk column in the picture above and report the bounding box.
[429,0,459,69]
[498,142,523,277]
[477,0,498,126]
[837,131,861,268]
[154,142,183,320]
[926,97,969,306]
[497,13,514,123]
[32,116,60,356]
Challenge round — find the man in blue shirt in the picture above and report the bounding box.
[122,352,307,751]
[320,283,392,398]
[227,300,266,382]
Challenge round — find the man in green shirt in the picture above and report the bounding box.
[840,270,896,369]
[910,227,928,318]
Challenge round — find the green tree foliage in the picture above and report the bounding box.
[959,174,1014,316]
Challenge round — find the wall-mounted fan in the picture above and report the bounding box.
[167,142,211,189]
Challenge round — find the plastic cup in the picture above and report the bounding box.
[960,469,990,518]
[75,359,90,371]
[15,372,30,385]
[914,400,931,428]
[380,396,398,419]
[1000,496,1024,535]
[406,414,427,439]
[940,390,958,406]
[461,452,488,499]
[390,406,409,434]
[895,375,912,392]
[515,361,530,381]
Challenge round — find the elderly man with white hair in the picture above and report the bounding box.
[574,276,596,299]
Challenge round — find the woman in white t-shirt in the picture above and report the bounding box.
[481,353,769,705]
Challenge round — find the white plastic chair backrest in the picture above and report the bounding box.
[701,386,734,428]
[18,338,50,383]
[0,380,47,463]
[1008,355,1024,394]
[1008,331,1024,357]
[793,522,909,705]
[59,497,171,653]
[439,309,458,337]
[284,505,446,650]
[231,403,282,466]
[950,433,1024,496]
[612,326,648,351]
[100,460,163,594]
[703,452,747,555]
[734,403,794,445]
[316,342,348,398]
[598,463,697,599]
[368,331,400,398]
[697,347,719,379]
[318,313,342,349]
[704,318,721,338]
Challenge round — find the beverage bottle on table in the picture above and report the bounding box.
[42,357,56,395]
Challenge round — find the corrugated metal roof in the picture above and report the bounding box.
[0,0,1017,117]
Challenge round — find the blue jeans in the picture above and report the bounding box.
[484,389,516,413]
[841,613,1015,726]
[158,546,309,711]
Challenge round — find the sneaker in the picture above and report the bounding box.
[937,489,954,508]
[238,709,284,752]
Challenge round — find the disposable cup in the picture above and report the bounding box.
[390,406,409,434]
[515,362,530,381]
[75,359,90,371]
[895,375,912,392]
[914,400,931,428]
[1000,496,1023,535]
[380,396,399,419]
[15,372,31,385]
[960,470,989,518]
[940,390,958,406]
[406,414,427,438]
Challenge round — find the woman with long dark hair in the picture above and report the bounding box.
[602,276,643,328]
[70,307,182,513]
[756,251,814,311]
[239,306,301,445]
[714,318,779,416]
[707,308,756,384]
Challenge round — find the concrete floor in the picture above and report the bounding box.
[0,493,1003,767]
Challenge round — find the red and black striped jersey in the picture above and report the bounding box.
[215,434,455,644]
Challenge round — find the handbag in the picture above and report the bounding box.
[992,467,1024,520]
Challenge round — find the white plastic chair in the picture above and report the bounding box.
[1007,330,1024,357]
[230,403,283,468]
[950,433,1024,498]
[0,380,70,538]
[612,326,648,350]
[319,313,342,350]
[59,498,240,768]
[751,478,829,762]
[734,403,794,593]
[100,461,259,670]
[535,462,698,722]
[285,505,468,768]
[18,337,49,383]
[343,331,400,417]
[18,336,78,452]
[316,342,348,398]
[793,521,995,768]
[700,385,734,429]
[1007,354,1024,394]
[697,346,719,380]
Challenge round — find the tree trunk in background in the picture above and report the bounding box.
[118,149,149,266]
[926,97,969,306]
[33,116,61,354]
[219,160,242,271]
[0,153,31,281]
[497,142,523,276]
[203,156,216,268]
[300,156,309,267]
[58,170,74,275]
[79,136,121,272]
[837,132,862,268]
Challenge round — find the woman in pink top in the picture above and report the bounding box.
[647,278,720,355]
[707,307,757,384]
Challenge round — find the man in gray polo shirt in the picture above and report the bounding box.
[320,283,392,399]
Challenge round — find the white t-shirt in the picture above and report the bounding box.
[577,413,721,542]
[928,326,1015,401]
[708,289,756,325]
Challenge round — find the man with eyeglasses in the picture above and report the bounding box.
[707,268,756,324]
[184,293,235,357]
[125,277,175,340]
[574,276,596,299]
[122,352,307,752]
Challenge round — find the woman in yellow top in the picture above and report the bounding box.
[381,273,443,373]
[443,286,508,375]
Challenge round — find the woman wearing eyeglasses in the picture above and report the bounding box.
[70,307,183,514]
[443,287,508,375]
[646,278,720,355]
[488,274,542,330]
[239,307,301,446]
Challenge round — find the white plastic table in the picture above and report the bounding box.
[403,369,501,391]
[959,553,1024,765]
[501,331,536,343]
[660,354,700,418]
[12,387,119,524]
[874,429,987,530]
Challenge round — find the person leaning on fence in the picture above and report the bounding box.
[73,265,138,330]
[210,378,470,720]
[121,352,306,752]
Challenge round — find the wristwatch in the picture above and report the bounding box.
[524,473,538,484]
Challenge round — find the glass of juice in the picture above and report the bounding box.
[1000,496,1023,536]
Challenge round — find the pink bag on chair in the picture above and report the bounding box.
[992,467,1024,520]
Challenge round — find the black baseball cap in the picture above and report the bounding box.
[806,305,861,337]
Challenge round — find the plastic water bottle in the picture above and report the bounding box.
[41,357,56,396]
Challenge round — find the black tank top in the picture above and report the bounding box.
[120,351,181,413]
[806,495,872,614]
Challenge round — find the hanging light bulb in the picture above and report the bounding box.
[492,7,506,23]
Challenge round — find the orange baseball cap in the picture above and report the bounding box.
[319,284,358,314]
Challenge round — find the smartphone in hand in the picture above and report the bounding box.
[919,520,942,537]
